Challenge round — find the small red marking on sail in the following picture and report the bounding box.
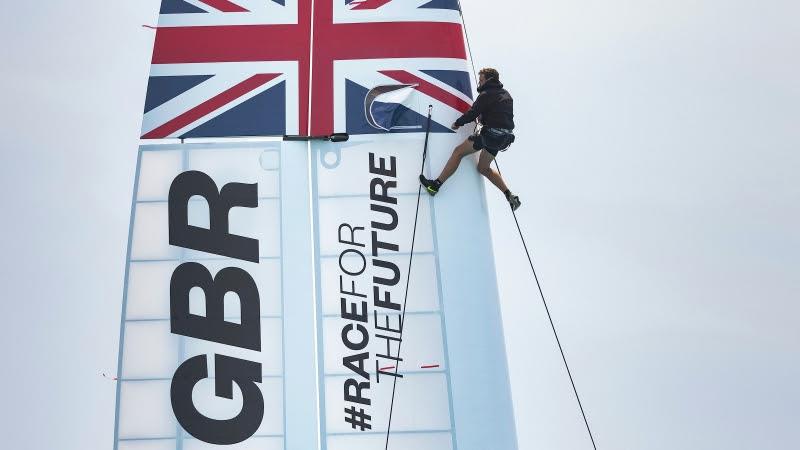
[102,373,119,381]
[421,364,440,369]
[380,365,396,371]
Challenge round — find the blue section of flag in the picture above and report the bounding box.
[418,0,461,11]
[181,81,287,138]
[345,80,452,135]
[144,75,213,113]
[160,0,207,14]
[371,99,410,130]
[421,70,473,99]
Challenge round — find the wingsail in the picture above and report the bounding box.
[115,1,517,449]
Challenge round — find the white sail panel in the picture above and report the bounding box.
[116,143,290,449]
[311,135,458,449]
[328,432,453,450]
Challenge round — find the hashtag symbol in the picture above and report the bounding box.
[344,406,372,431]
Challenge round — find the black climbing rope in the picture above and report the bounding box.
[455,0,599,447]
[384,105,434,450]
[494,160,599,450]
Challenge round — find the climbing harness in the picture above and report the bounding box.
[482,126,516,152]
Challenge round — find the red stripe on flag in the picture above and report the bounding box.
[152,25,309,64]
[151,23,464,64]
[379,70,472,114]
[197,0,250,12]
[142,73,280,139]
[421,364,440,369]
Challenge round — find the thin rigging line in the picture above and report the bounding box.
[384,106,434,450]
[456,0,479,81]
[457,0,599,447]
[493,160,598,450]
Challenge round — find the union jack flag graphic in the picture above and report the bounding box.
[141,0,471,139]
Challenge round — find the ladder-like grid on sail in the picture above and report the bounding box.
[310,139,459,450]
[115,143,287,450]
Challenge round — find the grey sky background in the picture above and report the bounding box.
[1,1,798,449]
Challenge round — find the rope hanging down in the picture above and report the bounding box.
[493,160,598,450]
[383,105,434,450]
[455,0,599,448]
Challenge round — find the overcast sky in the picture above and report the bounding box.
[1,1,798,449]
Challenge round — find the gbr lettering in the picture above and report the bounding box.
[167,170,264,445]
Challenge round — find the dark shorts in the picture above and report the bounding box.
[468,127,515,156]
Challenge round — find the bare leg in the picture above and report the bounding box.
[437,139,478,183]
[477,150,510,193]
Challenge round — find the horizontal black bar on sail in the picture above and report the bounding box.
[282,133,349,142]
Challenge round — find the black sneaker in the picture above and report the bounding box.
[419,175,441,196]
[508,194,521,211]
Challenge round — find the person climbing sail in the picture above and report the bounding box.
[419,67,521,211]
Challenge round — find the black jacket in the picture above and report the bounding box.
[454,78,514,129]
